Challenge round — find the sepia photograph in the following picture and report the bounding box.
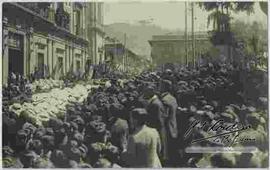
[1,0,269,168]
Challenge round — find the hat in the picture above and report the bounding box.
[131,108,148,119]
[91,114,103,122]
[69,140,79,148]
[73,116,85,126]
[3,146,14,157]
[161,79,172,88]
[220,112,234,122]
[41,135,54,148]
[17,129,28,139]
[203,105,214,111]
[247,106,256,113]
[43,127,53,136]
[205,111,215,120]
[48,118,63,131]
[68,147,81,162]
[190,105,197,113]
[51,150,67,164]
[73,132,84,143]
[78,145,88,158]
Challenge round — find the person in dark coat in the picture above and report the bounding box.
[160,79,179,166]
[144,83,168,164]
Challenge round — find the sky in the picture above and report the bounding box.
[104,1,267,31]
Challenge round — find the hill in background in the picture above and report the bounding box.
[104,23,184,59]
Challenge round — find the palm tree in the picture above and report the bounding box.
[198,2,254,32]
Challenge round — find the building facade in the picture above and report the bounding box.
[2,2,89,85]
[104,38,142,73]
[148,32,211,66]
[86,2,105,65]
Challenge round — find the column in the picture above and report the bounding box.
[72,46,75,72]
[29,30,36,74]
[65,44,69,74]
[47,35,52,76]
[82,49,85,72]
[2,20,9,85]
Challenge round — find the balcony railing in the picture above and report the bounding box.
[17,3,70,31]
[55,8,70,30]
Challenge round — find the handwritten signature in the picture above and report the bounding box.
[184,119,254,146]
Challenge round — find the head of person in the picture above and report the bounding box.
[131,108,148,128]
[143,83,156,99]
[210,153,236,168]
[19,150,37,168]
[160,79,172,93]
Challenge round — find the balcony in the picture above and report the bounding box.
[18,2,51,19]
[55,8,70,31]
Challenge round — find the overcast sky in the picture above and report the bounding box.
[104,1,267,31]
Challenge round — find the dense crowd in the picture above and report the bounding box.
[2,62,268,168]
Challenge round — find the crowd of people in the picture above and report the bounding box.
[2,73,33,105]
[2,62,268,168]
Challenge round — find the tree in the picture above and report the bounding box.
[198,2,255,46]
[198,2,254,32]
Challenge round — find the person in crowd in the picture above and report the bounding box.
[2,62,268,168]
[144,83,168,164]
[159,79,179,166]
[122,108,162,168]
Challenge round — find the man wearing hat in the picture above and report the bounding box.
[159,79,179,166]
[144,83,168,163]
[122,108,162,168]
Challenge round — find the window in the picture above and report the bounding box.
[58,57,63,73]
[37,53,45,77]
[75,10,81,35]
[76,60,81,70]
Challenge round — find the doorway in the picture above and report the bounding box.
[8,49,24,75]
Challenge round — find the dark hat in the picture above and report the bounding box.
[17,129,28,139]
[145,82,156,90]
[22,122,36,134]
[78,144,88,158]
[20,150,37,159]
[68,147,81,162]
[48,118,63,131]
[110,103,124,115]
[70,121,79,131]
[73,116,85,126]
[161,79,172,87]
[91,114,103,122]
[27,139,43,154]
[41,135,54,148]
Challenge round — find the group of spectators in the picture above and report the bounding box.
[2,62,268,168]
[2,73,32,105]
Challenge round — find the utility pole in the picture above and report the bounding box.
[185,1,188,66]
[191,2,195,68]
[123,33,127,72]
